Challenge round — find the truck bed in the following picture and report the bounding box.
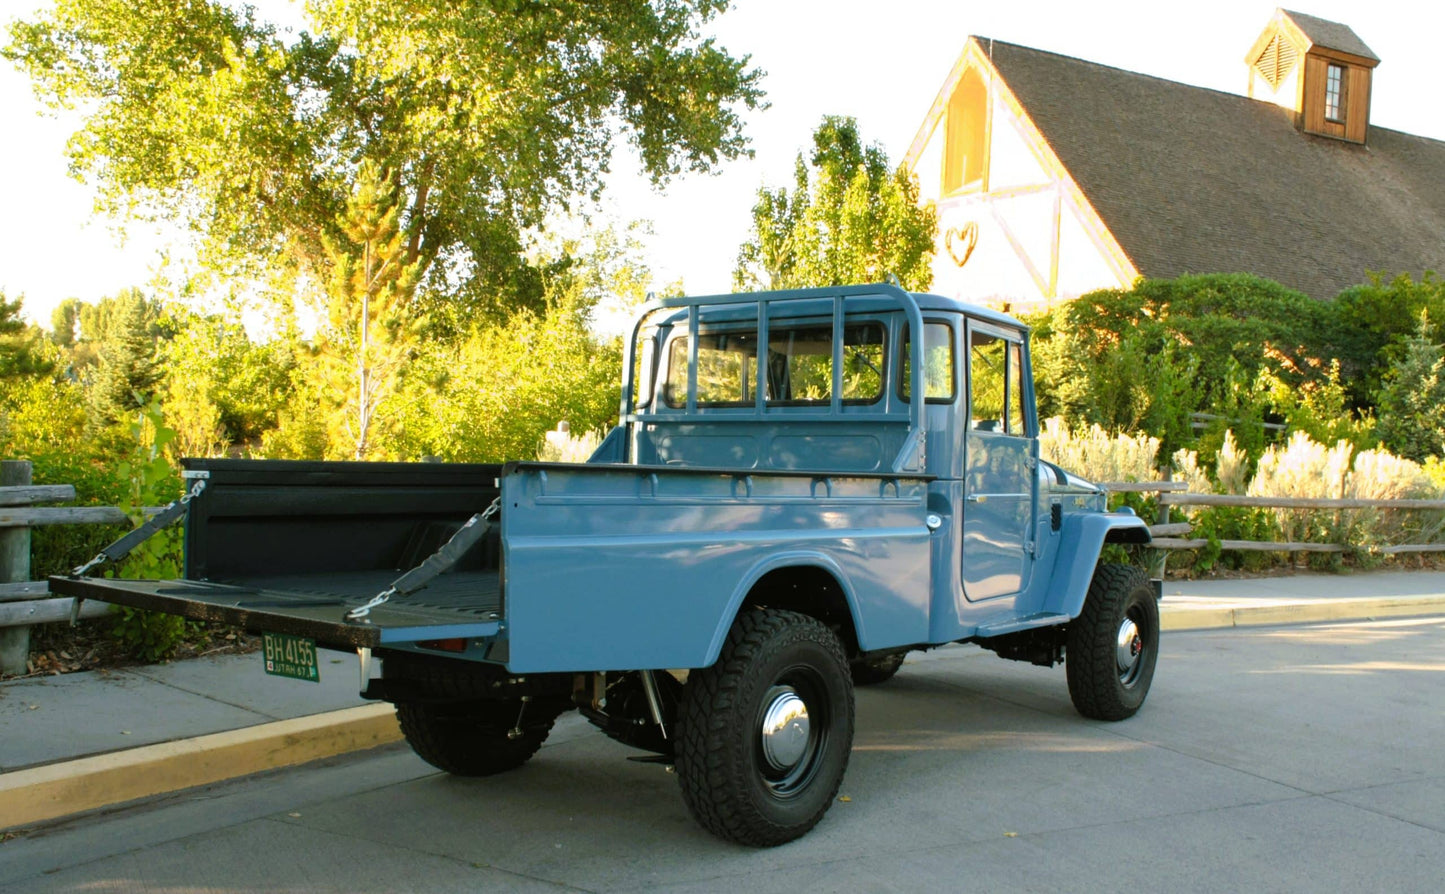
[53,456,937,669]
[51,458,509,650]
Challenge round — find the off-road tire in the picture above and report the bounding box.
[850,651,907,686]
[384,654,566,776]
[396,699,561,776]
[1066,563,1159,721]
[675,609,855,847]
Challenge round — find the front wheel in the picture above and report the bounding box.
[675,609,855,847]
[1066,564,1159,721]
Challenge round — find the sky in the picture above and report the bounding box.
[2,0,1442,328]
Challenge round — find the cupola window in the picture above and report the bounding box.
[1324,63,1346,122]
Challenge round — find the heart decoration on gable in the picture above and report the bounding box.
[945,222,979,268]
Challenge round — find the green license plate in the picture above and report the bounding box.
[262,632,320,683]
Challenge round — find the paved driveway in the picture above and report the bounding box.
[6,617,1444,893]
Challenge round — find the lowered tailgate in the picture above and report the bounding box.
[50,458,509,653]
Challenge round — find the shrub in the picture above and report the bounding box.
[1214,430,1249,495]
[1169,448,1212,497]
[1027,273,1343,455]
[1038,417,1159,484]
[1345,449,1442,548]
[388,298,621,463]
[105,402,189,663]
[1333,272,1445,403]
[1247,433,1353,544]
[1373,312,1445,463]
[537,424,605,463]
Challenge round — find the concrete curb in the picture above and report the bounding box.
[0,703,401,831]
[5,595,1445,832]
[1161,594,1445,631]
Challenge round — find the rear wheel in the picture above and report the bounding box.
[396,698,562,776]
[382,653,568,776]
[1066,564,1159,721]
[675,609,855,847]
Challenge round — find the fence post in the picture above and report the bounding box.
[1151,468,1172,582]
[0,460,33,675]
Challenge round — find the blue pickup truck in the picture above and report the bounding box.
[53,283,1158,846]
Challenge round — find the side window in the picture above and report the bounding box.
[970,329,1028,434]
[1007,341,1028,435]
[840,324,886,401]
[900,322,955,401]
[633,331,657,410]
[969,331,1006,430]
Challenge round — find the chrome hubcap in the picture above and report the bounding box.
[1116,617,1143,683]
[759,686,811,772]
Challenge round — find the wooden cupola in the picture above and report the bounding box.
[1246,8,1379,144]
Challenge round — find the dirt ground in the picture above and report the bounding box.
[3,618,259,682]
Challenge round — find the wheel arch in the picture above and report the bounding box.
[702,553,864,667]
[1042,512,1153,619]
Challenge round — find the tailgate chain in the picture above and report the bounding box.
[345,497,502,622]
[66,476,209,625]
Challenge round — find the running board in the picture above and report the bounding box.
[974,612,1071,638]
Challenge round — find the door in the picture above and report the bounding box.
[961,323,1035,601]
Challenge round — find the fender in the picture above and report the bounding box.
[702,551,866,668]
[1040,511,1152,619]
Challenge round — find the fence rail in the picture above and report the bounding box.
[1161,493,1445,512]
[1098,480,1445,557]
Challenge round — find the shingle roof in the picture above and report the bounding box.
[982,39,1445,299]
[1281,10,1379,62]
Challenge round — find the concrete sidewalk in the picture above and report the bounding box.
[3,568,1444,831]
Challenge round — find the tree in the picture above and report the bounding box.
[7,0,763,324]
[85,289,163,431]
[50,298,81,348]
[159,309,299,454]
[318,162,422,459]
[1333,272,1445,405]
[0,291,55,379]
[1374,313,1445,462]
[734,116,937,291]
[386,218,659,463]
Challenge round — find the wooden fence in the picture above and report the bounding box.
[0,460,149,676]
[1101,480,1445,557]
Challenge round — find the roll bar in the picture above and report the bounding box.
[619,283,928,474]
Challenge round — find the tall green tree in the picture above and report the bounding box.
[734,116,937,291]
[85,289,163,431]
[6,0,763,324]
[318,162,422,459]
